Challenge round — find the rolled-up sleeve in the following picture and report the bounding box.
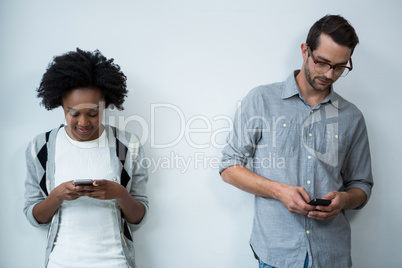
[341,115,374,209]
[220,87,265,174]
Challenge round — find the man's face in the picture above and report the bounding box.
[62,87,105,141]
[304,34,352,92]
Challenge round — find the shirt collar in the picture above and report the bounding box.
[281,70,340,110]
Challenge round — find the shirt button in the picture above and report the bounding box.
[307,180,311,185]
[306,230,310,235]
[283,123,287,128]
[335,134,339,139]
[308,133,312,137]
[308,155,312,159]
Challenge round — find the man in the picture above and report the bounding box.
[219,15,373,268]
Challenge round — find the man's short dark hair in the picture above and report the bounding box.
[306,15,359,55]
[37,48,128,110]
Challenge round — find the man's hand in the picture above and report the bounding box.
[222,166,317,216]
[307,188,367,221]
[277,184,314,216]
[307,191,346,220]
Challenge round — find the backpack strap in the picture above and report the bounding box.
[37,130,51,196]
[111,126,133,241]
[112,127,130,188]
[38,125,64,196]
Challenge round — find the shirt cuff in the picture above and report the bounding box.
[344,182,373,209]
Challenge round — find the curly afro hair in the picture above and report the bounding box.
[37,48,128,110]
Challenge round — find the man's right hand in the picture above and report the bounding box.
[276,184,314,216]
[221,166,316,216]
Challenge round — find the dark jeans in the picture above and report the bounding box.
[258,253,309,268]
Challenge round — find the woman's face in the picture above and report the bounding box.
[62,88,105,141]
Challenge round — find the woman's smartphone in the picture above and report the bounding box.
[308,199,331,206]
[73,179,94,186]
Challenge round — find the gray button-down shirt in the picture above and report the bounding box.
[220,71,373,268]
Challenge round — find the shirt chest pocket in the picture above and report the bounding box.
[301,120,348,167]
[307,121,346,153]
[265,121,300,156]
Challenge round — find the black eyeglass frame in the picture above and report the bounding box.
[307,46,353,77]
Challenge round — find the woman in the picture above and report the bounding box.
[24,48,148,268]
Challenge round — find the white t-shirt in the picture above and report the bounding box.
[48,127,128,268]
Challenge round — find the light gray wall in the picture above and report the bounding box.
[1,0,401,267]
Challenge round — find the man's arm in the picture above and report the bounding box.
[221,165,315,216]
[307,188,367,220]
[306,113,374,221]
[341,187,368,210]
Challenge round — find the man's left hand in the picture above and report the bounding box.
[307,191,346,221]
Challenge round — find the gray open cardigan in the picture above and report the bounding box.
[24,125,149,268]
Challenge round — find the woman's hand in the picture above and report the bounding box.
[52,181,89,201]
[32,180,85,224]
[81,180,125,200]
[81,179,146,224]
[33,179,145,225]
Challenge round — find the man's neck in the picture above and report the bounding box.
[295,70,330,108]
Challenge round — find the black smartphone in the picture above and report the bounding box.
[73,179,94,186]
[308,199,331,206]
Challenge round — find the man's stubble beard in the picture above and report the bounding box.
[304,62,334,92]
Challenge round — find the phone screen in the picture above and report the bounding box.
[308,199,331,206]
[73,179,94,186]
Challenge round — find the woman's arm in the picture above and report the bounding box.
[83,180,146,224]
[32,181,84,224]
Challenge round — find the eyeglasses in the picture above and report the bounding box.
[307,46,353,77]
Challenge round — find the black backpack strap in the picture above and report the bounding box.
[113,130,130,188]
[111,126,133,241]
[38,125,64,196]
[37,130,51,196]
